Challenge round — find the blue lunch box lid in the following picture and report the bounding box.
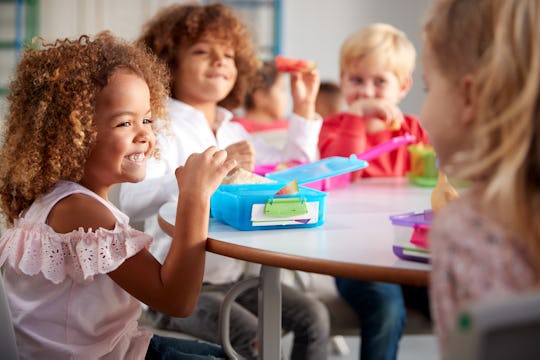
[266,155,369,184]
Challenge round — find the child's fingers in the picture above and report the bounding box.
[303,68,319,81]
[223,159,238,173]
[226,141,254,156]
[203,147,241,174]
[201,145,220,158]
[290,72,300,82]
[238,160,255,172]
[228,153,254,171]
[174,166,184,178]
[209,148,228,163]
[386,112,404,130]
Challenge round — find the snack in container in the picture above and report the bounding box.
[222,168,276,185]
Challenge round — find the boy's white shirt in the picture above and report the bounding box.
[119,98,322,284]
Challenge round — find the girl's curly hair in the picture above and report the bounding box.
[138,2,259,110]
[0,31,170,223]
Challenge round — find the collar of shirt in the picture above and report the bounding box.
[168,98,233,133]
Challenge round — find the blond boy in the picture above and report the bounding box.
[319,23,429,179]
[319,23,431,360]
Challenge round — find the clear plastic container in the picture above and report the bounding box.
[389,210,432,263]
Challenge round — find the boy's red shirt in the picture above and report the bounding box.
[318,112,430,180]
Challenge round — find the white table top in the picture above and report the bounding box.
[159,177,432,286]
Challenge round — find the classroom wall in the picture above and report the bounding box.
[282,0,431,115]
[1,0,432,119]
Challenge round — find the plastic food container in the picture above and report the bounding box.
[389,210,432,263]
[406,144,438,187]
[210,156,368,230]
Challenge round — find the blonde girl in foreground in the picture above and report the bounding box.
[0,32,234,359]
[421,0,540,356]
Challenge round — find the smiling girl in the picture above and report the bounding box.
[0,32,234,359]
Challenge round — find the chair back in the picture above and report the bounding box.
[446,290,540,360]
[0,271,19,359]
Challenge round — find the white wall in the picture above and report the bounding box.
[2,0,432,118]
[38,0,179,41]
[282,0,432,115]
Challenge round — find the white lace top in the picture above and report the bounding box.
[0,181,153,359]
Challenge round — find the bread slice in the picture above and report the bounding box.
[222,168,277,185]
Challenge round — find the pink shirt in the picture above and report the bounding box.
[429,190,539,356]
[233,117,289,133]
[0,181,153,359]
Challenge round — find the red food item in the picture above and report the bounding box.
[274,55,316,73]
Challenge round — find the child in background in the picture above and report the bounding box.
[0,32,234,359]
[315,80,345,119]
[233,61,291,149]
[318,23,431,360]
[233,61,289,133]
[422,0,540,355]
[318,23,429,179]
[118,4,329,359]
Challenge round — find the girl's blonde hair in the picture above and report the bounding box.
[138,2,259,110]
[424,0,540,268]
[0,32,170,224]
[340,23,416,84]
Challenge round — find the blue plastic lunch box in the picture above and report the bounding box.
[210,156,368,230]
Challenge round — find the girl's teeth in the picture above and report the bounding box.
[128,154,144,161]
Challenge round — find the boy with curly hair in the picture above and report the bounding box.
[119,3,329,359]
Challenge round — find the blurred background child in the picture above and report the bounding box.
[318,23,429,179]
[315,80,345,119]
[233,61,289,133]
[118,3,329,359]
[318,23,431,360]
[0,32,233,359]
[233,61,291,149]
[422,0,540,356]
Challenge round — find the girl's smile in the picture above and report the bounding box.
[81,68,155,197]
[125,152,147,162]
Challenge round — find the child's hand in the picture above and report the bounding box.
[349,98,404,134]
[175,147,237,198]
[290,68,320,120]
[225,141,255,171]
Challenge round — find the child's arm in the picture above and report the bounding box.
[290,69,320,120]
[49,147,236,317]
[349,98,404,134]
[318,113,369,159]
[111,147,236,316]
